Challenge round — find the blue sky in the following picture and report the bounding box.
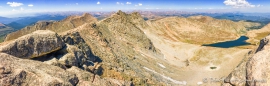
[0,0,269,17]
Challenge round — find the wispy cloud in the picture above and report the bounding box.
[135,3,142,6]
[7,2,23,7]
[116,2,124,5]
[126,2,132,5]
[20,7,24,11]
[257,4,263,7]
[223,0,256,8]
[28,4,33,7]
[76,3,78,5]
[97,1,100,5]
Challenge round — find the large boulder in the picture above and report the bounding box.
[0,30,64,59]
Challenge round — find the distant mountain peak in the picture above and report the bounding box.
[116,10,126,15]
[63,13,95,22]
[82,13,93,18]
[0,23,5,26]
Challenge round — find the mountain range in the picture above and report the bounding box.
[0,10,270,85]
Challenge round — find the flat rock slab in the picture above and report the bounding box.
[0,30,64,59]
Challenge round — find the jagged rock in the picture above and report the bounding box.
[224,35,270,86]
[223,54,250,86]
[0,53,79,86]
[61,32,97,62]
[255,37,269,53]
[0,30,64,59]
[246,35,270,86]
[67,66,133,86]
[0,52,132,86]
[59,53,79,67]
[43,58,67,69]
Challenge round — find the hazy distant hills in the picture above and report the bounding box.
[0,15,67,42]
[0,23,14,42]
[0,17,20,24]
[6,15,67,30]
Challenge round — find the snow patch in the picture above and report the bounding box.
[141,53,146,57]
[197,82,203,85]
[143,67,187,85]
[157,63,166,68]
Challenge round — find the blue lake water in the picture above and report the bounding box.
[203,36,251,48]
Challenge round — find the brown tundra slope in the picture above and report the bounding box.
[0,10,266,85]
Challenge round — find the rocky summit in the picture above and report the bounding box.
[0,10,270,86]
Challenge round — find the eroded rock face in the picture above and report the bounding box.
[224,35,270,86]
[0,29,133,86]
[0,53,79,86]
[223,51,252,86]
[246,35,270,86]
[0,30,64,59]
[0,53,132,86]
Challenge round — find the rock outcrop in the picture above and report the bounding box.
[0,30,133,86]
[224,35,270,86]
[0,53,79,86]
[246,35,270,86]
[0,30,64,59]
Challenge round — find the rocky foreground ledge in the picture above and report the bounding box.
[0,30,132,86]
[223,35,270,86]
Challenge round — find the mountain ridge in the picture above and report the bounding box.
[0,10,268,85]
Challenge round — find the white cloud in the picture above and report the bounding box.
[76,3,78,5]
[257,4,263,7]
[135,3,142,6]
[20,7,24,11]
[97,1,100,5]
[223,0,256,8]
[28,4,33,7]
[116,2,120,5]
[12,9,16,11]
[126,2,132,5]
[7,2,23,7]
[138,3,142,6]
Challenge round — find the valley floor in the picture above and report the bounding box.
[141,27,251,85]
